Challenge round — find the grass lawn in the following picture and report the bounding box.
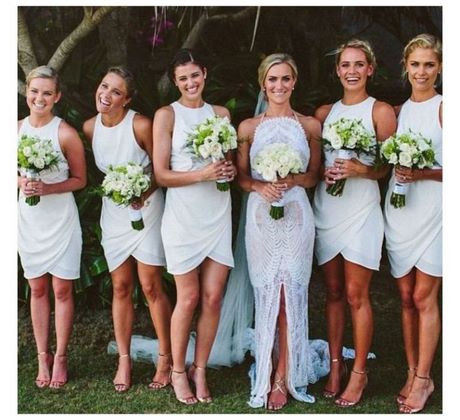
[17,259,442,414]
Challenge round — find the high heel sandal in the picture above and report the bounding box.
[187,362,212,403]
[268,375,288,411]
[148,352,172,390]
[335,368,368,408]
[49,354,68,389]
[323,358,348,399]
[399,374,434,414]
[396,366,417,405]
[171,369,198,405]
[35,351,54,388]
[113,354,131,393]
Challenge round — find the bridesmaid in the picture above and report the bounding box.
[313,39,396,407]
[18,65,86,388]
[83,66,172,392]
[384,34,442,414]
[153,49,236,405]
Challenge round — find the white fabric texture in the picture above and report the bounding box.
[313,97,384,270]
[384,95,443,278]
[160,101,234,275]
[92,109,165,272]
[18,116,82,279]
[245,115,317,407]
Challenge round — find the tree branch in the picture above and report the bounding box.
[18,8,38,78]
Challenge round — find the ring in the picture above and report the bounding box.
[403,176,406,180]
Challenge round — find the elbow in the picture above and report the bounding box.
[154,171,168,187]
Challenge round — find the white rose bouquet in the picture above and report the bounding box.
[185,115,237,191]
[380,131,436,208]
[17,134,61,206]
[253,142,303,220]
[322,117,376,197]
[101,162,151,230]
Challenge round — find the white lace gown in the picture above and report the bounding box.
[18,116,82,279]
[245,116,317,408]
[92,109,165,272]
[384,95,442,278]
[313,97,383,270]
[161,101,234,275]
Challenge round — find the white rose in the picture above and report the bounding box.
[198,144,211,159]
[209,142,223,160]
[389,153,398,164]
[22,146,32,157]
[399,151,412,167]
[34,157,45,169]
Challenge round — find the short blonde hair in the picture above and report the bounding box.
[26,65,60,92]
[335,39,377,69]
[402,33,442,67]
[257,53,298,89]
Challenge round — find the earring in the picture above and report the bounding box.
[292,87,295,91]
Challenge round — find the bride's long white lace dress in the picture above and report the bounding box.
[245,115,317,408]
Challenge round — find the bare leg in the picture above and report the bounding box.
[268,285,288,411]
[137,262,172,389]
[111,258,135,392]
[322,255,347,398]
[28,275,52,387]
[396,270,418,403]
[335,260,372,406]
[170,269,199,404]
[190,258,229,402]
[49,277,74,388]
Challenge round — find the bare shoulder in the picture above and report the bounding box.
[238,115,262,139]
[373,100,396,116]
[82,115,97,140]
[211,104,231,119]
[58,119,80,141]
[154,104,174,122]
[296,113,321,132]
[133,112,152,131]
[314,104,333,124]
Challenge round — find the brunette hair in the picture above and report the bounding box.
[167,48,206,82]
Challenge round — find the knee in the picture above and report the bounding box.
[141,282,162,302]
[326,285,345,303]
[53,283,73,302]
[112,282,132,300]
[29,283,48,299]
[178,293,200,313]
[412,291,436,313]
[346,290,366,310]
[399,290,416,310]
[201,291,223,312]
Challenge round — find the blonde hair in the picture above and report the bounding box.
[26,65,60,92]
[257,53,298,89]
[335,39,377,69]
[402,33,442,67]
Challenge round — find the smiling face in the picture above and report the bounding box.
[263,63,296,105]
[95,72,131,114]
[173,62,207,101]
[405,47,441,94]
[26,77,61,116]
[336,47,374,92]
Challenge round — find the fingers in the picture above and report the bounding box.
[214,160,235,181]
[24,180,40,196]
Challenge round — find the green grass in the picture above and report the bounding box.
[18,260,442,414]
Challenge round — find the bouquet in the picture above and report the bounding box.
[322,117,376,197]
[380,131,436,208]
[17,134,61,206]
[101,162,151,230]
[185,115,238,191]
[253,142,303,220]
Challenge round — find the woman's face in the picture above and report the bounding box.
[405,47,441,93]
[174,62,207,101]
[336,47,373,92]
[263,63,296,105]
[95,72,130,114]
[26,77,61,116]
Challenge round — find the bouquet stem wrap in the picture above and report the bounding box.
[270,196,285,220]
[326,149,354,197]
[390,182,409,209]
[128,206,144,230]
[25,169,40,206]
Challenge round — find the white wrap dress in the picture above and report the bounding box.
[161,101,234,275]
[313,97,383,270]
[384,94,442,278]
[18,116,82,280]
[246,115,317,408]
[92,109,165,272]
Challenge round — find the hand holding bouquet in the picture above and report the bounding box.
[253,142,303,220]
[101,162,151,230]
[185,115,237,191]
[380,131,436,208]
[17,134,61,206]
[322,117,376,197]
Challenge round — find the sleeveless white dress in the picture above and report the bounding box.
[384,95,442,278]
[161,101,234,275]
[18,116,82,280]
[313,97,383,270]
[246,115,317,408]
[92,109,165,272]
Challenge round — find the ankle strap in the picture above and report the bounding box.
[172,369,186,375]
[158,352,171,358]
[192,362,206,371]
[119,354,130,359]
[351,368,367,375]
[415,373,431,381]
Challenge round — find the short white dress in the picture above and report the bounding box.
[384,94,442,278]
[246,115,318,408]
[313,97,383,270]
[161,101,234,275]
[92,109,165,272]
[18,116,82,280]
